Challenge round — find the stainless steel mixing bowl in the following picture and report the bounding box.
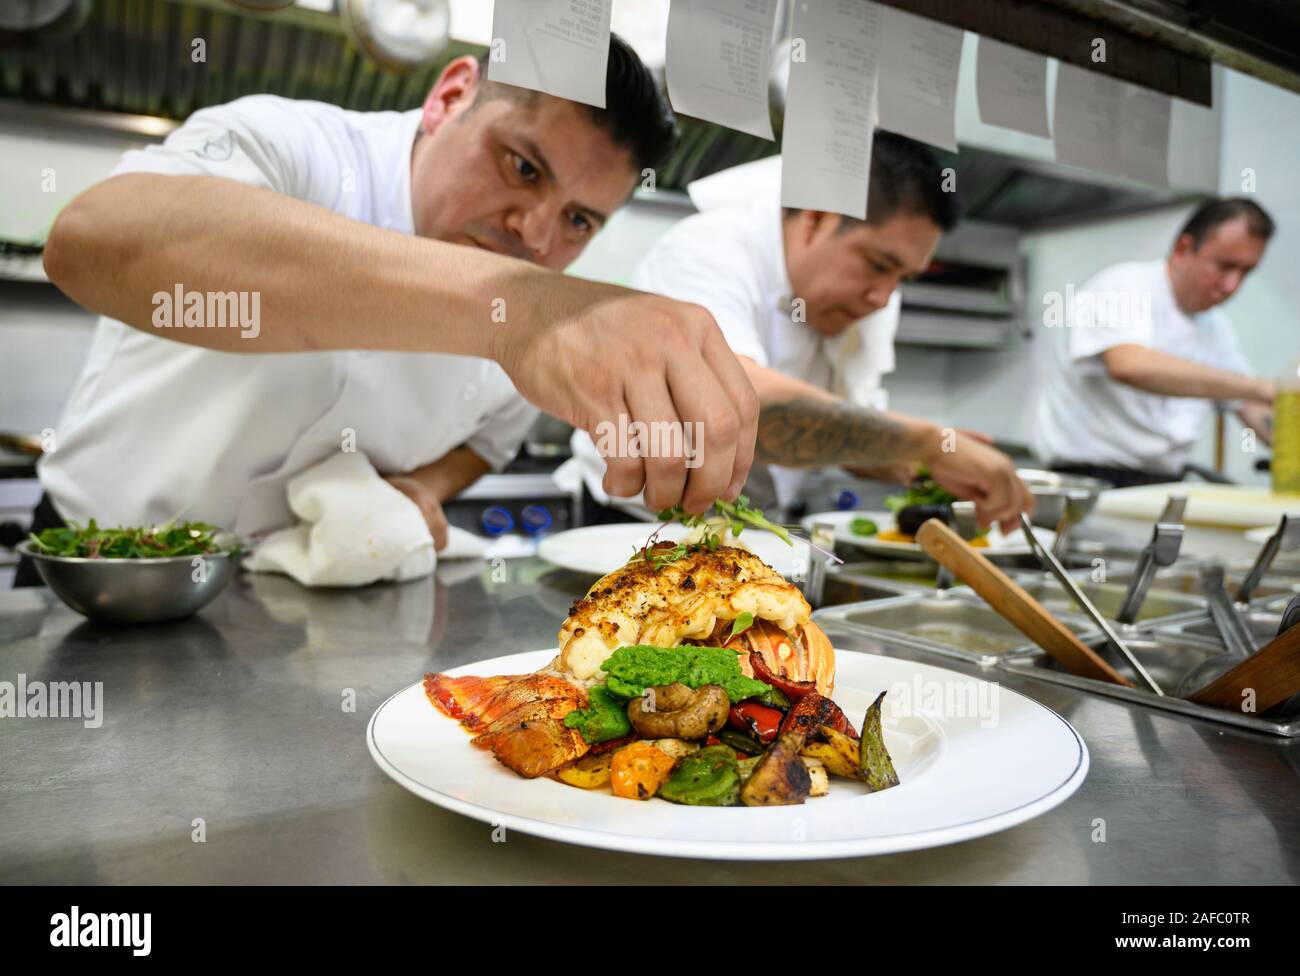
[17,542,239,624]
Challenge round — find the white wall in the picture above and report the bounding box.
[0,111,158,241]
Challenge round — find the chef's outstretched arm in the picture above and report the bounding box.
[743,359,1032,529]
[1102,344,1273,402]
[42,173,756,514]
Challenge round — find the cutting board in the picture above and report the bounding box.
[1095,483,1300,528]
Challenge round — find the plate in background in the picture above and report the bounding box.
[802,510,1055,560]
[537,522,810,580]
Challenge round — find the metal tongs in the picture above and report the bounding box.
[1202,561,1258,658]
[1018,511,1165,695]
[1115,497,1186,624]
[1050,488,1095,560]
[1236,512,1300,604]
[1176,562,1260,696]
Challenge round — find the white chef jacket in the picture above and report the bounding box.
[1032,259,1254,474]
[39,95,537,536]
[570,175,900,514]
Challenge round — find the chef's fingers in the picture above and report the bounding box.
[977,467,1028,535]
[667,354,740,514]
[999,473,1036,536]
[700,324,760,500]
[623,377,689,514]
[599,392,648,502]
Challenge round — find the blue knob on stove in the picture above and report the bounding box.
[480,506,514,536]
[520,505,553,535]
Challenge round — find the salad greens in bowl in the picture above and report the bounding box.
[19,521,241,624]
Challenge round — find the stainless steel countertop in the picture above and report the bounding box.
[2,514,1299,883]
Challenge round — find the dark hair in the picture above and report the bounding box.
[863,131,959,231]
[474,34,679,174]
[783,130,960,231]
[1177,197,1275,249]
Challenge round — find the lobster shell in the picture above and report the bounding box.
[725,618,835,696]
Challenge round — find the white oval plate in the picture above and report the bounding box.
[538,522,811,580]
[368,649,1088,860]
[802,510,1055,560]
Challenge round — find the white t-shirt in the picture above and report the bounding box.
[39,95,536,536]
[1032,259,1252,474]
[570,193,900,513]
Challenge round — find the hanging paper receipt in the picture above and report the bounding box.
[665,0,777,140]
[780,0,882,220]
[1057,64,1171,186]
[975,36,1050,138]
[488,0,613,108]
[876,4,962,152]
[1053,63,1123,176]
[1117,84,1171,187]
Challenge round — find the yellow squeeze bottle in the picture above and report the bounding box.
[1271,361,1300,495]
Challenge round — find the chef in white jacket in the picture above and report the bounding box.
[1032,197,1275,487]
[572,132,1031,527]
[21,38,762,585]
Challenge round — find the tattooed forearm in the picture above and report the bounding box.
[755,398,929,467]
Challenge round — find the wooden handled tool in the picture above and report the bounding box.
[1186,622,1300,712]
[915,519,1132,686]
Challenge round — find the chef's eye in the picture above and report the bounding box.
[569,212,593,234]
[512,153,539,183]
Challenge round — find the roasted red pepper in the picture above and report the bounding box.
[778,692,859,739]
[748,652,817,702]
[728,702,783,743]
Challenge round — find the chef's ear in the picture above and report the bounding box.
[1170,232,1199,259]
[421,56,483,132]
[795,210,843,245]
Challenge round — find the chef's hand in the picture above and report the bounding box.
[1237,400,1274,446]
[925,434,1033,532]
[384,474,449,552]
[492,290,759,514]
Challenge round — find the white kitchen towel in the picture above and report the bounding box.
[244,451,444,587]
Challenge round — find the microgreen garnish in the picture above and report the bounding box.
[634,495,841,569]
[729,612,755,639]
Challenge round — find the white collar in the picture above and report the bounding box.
[392,109,423,236]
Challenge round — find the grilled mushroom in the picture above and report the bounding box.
[627,683,730,740]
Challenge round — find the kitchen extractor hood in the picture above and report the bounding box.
[869,0,1300,105]
[0,0,773,192]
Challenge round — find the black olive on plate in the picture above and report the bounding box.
[897,503,952,536]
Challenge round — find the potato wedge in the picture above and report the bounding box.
[555,751,614,789]
[740,731,810,806]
